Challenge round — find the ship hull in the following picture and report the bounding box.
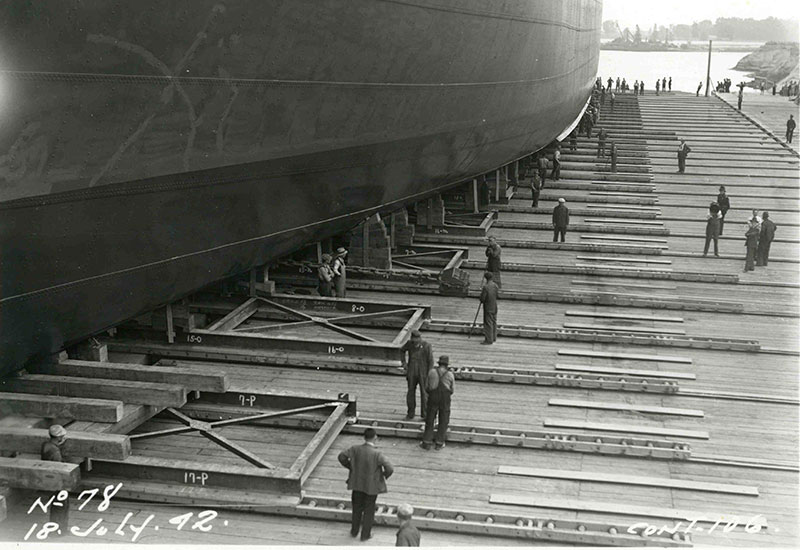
[0,0,601,375]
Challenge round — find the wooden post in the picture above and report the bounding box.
[426,198,433,230]
[705,40,712,97]
[495,169,500,201]
[315,242,323,263]
[472,179,479,214]
[249,268,257,297]
[166,303,175,344]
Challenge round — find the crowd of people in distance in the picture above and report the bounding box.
[604,75,673,96]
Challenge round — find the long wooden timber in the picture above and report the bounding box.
[0,458,80,491]
[0,393,124,423]
[415,233,666,255]
[543,419,709,440]
[0,374,187,408]
[180,403,692,461]
[558,349,692,364]
[497,465,759,496]
[279,495,692,547]
[0,427,130,460]
[461,260,737,283]
[36,359,229,392]
[548,398,704,418]
[490,494,768,530]
[427,319,758,351]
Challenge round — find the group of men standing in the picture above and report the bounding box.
[744,210,778,272]
[317,247,348,297]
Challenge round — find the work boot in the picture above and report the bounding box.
[419,442,431,450]
[435,443,446,451]
[405,414,414,420]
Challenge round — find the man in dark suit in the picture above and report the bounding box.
[716,186,731,235]
[677,140,691,173]
[401,330,433,420]
[552,198,570,242]
[744,218,760,272]
[338,428,394,541]
[480,272,499,345]
[757,212,777,266]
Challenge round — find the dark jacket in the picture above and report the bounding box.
[41,441,65,462]
[745,225,760,248]
[705,214,721,238]
[396,523,421,547]
[480,280,499,313]
[716,193,730,214]
[760,219,777,243]
[338,443,394,495]
[401,338,433,379]
[552,204,570,228]
[485,243,502,273]
[788,118,796,131]
[678,143,691,159]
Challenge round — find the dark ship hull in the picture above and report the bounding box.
[0,0,601,376]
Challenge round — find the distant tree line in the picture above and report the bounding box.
[602,17,799,43]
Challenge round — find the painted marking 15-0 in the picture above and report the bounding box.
[186,334,203,344]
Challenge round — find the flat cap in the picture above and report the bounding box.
[411,329,422,337]
[438,355,449,366]
[558,198,566,203]
[49,425,66,438]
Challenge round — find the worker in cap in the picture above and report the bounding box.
[552,198,570,243]
[484,235,502,289]
[317,254,334,297]
[41,424,70,533]
[401,329,433,419]
[396,503,421,546]
[479,272,499,345]
[332,247,348,298]
[421,356,454,450]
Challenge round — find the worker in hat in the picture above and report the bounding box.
[401,329,433,419]
[552,198,570,243]
[479,272,499,345]
[420,356,454,450]
[332,247,348,298]
[396,503,421,546]
[41,425,70,533]
[484,236,502,289]
[317,254,334,297]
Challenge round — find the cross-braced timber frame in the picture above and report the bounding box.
[113,294,431,364]
[87,390,356,501]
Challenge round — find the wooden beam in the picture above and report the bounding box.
[585,218,664,225]
[543,418,709,440]
[293,403,350,483]
[0,457,80,491]
[558,349,692,364]
[391,308,427,346]
[0,494,6,522]
[489,494,768,527]
[563,323,687,335]
[549,398,704,417]
[579,234,668,244]
[47,359,228,392]
[1,375,186,408]
[575,263,673,272]
[576,256,672,264]
[206,297,260,332]
[570,280,678,290]
[555,364,695,380]
[166,303,175,344]
[0,428,130,460]
[0,393,123,422]
[498,466,758,496]
[565,311,683,323]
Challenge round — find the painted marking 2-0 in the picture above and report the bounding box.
[328,346,345,354]
[186,334,203,344]
[351,305,365,313]
[184,472,209,485]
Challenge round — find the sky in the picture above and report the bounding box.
[602,0,800,28]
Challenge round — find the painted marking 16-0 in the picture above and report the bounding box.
[184,472,209,485]
[328,345,345,354]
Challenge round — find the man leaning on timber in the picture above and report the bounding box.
[338,428,394,542]
[480,271,499,345]
[757,212,777,267]
[41,424,70,534]
[420,355,455,451]
[401,329,433,420]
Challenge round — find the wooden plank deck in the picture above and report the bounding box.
[1,93,797,547]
